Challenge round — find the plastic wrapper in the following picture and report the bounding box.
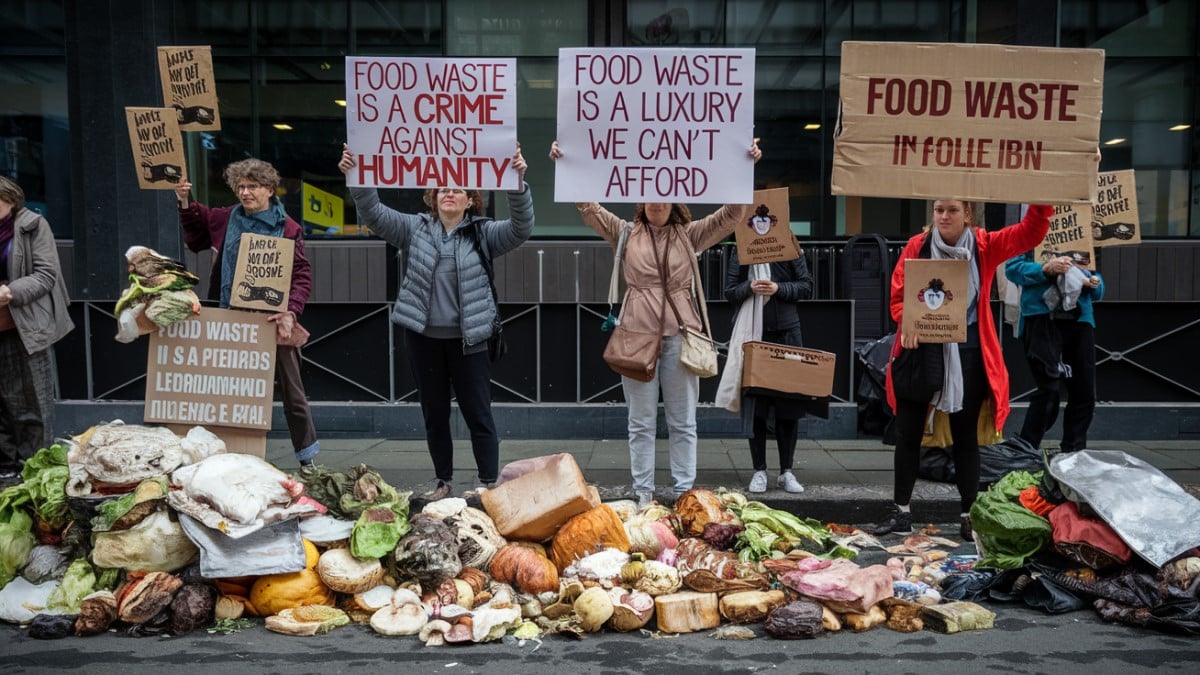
[178,513,305,578]
[1050,449,1200,568]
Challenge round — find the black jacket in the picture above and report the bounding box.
[723,244,813,342]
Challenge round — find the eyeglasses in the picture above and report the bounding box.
[437,188,466,195]
[236,183,265,193]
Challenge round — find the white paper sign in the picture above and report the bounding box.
[345,56,518,190]
[554,47,756,204]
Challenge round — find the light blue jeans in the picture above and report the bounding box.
[623,335,699,497]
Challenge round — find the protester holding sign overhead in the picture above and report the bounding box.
[174,159,320,467]
[1005,250,1104,453]
[550,139,761,509]
[874,200,1052,540]
[338,142,532,500]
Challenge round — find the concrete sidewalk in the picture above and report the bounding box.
[268,436,1200,526]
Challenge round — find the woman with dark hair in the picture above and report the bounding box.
[875,199,1052,540]
[339,143,532,499]
[175,158,320,467]
[549,139,762,508]
[0,176,74,480]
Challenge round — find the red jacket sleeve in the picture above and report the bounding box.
[286,218,312,315]
[179,201,215,252]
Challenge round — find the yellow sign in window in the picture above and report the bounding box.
[301,182,345,234]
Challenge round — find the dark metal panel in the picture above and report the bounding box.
[328,244,351,302]
[1137,245,1159,301]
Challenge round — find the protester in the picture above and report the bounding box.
[0,177,74,480]
[549,139,761,508]
[175,159,320,467]
[1005,250,1104,452]
[338,143,532,499]
[723,242,817,493]
[874,200,1052,539]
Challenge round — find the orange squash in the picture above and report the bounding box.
[489,544,559,595]
[249,538,336,616]
[549,504,631,572]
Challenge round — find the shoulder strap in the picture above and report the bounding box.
[664,228,713,340]
[607,224,631,307]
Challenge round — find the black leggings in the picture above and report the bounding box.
[749,414,798,472]
[891,344,988,512]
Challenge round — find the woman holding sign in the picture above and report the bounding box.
[874,200,1052,540]
[339,143,532,500]
[175,159,320,468]
[549,139,761,509]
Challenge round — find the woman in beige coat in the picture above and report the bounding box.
[549,140,761,507]
[0,176,73,479]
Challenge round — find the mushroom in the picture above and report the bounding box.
[419,619,453,646]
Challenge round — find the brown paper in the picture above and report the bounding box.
[901,259,968,343]
[832,41,1104,204]
[1037,204,1096,270]
[125,107,187,190]
[157,45,221,131]
[145,308,276,431]
[1091,169,1140,247]
[229,233,293,312]
[734,188,802,264]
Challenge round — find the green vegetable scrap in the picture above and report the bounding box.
[0,444,71,530]
[0,508,35,590]
[47,558,98,613]
[729,501,855,562]
[208,617,256,634]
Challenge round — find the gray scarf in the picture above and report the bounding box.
[928,226,978,413]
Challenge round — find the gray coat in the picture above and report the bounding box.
[349,185,534,349]
[4,208,73,354]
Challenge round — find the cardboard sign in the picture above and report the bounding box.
[554,47,756,204]
[1092,169,1140,247]
[901,259,968,343]
[125,107,187,190]
[157,46,221,131]
[1037,203,1096,270]
[229,233,293,312]
[832,42,1104,204]
[741,342,836,398]
[145,308,276,430]
[301,182,345,234]
[734,188,801,264]
[345,56,518,190]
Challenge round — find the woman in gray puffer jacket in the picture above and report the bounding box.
[338,144,533,499]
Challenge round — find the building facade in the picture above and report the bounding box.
[4,1,1199,439]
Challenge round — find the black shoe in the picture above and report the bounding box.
[872,507,913,536]
[960,515,973,541]
[0,469,20,481]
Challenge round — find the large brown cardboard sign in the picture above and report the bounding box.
[734,188,802,264]
[145,308,276,431]
[901,259,968,343]
[1037,203,1096,270]
[741,342,836,398]
[125,107,187,190]
[832,42,1104,204]
[1091,170,1140,247]
[157,46,221,130]
[230,233,293,312]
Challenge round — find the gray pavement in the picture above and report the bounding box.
[268,436,1200,526]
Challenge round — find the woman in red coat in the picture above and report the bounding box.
[873,200,1052,540]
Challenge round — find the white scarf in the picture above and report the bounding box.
[928,226,978,413]
[716,263,769,411]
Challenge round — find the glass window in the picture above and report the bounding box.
[446,0,586,57]
[171,0,252,54]
[826,0,959,50]
[354,0,442,53]
[256,0,349,56]
[1060,0,1192,56]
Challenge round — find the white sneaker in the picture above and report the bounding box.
[777,471,804,493]
[747,471,768,493]
[636,491,654,509]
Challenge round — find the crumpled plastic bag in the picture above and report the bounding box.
[0,576,60,624]
[91,509,199,572]
[169,453,323,539]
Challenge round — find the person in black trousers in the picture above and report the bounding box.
[724,242,821,493]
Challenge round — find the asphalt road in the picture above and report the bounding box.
[2,603,1198,675]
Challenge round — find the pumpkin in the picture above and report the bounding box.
[249,538,336,616]
[490,544,559,595]
[549,504,631,572]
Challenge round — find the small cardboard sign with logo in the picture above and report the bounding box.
[901,259,968,343]
[157,46,221,131]
[230,233,293,312]
[145,308,276,431]
[1037,203,1095,270]
[1092,169,1140,247]
[734,188,802,264]
[125,107,187,190]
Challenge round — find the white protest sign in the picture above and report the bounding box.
[345,56,518,190]
[555,47,756,204]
